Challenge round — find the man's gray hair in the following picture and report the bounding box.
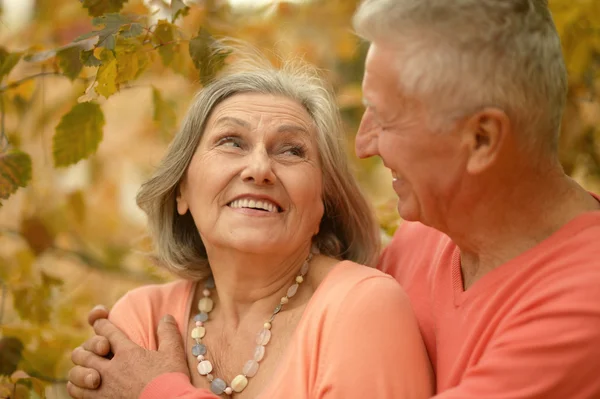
[353,0,568,153]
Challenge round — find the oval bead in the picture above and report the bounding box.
[197,360,213,375]
[205,277,215,289]
[194,312,209,322]
[300,261,309,275]
[191,326,206,339]
[231,375,248,393]
[210,378,227,395]
[286,283,299,298]
[198,297,214,313]
[192,343,206,357]
[256,328,271,345]
[253,345,266,361]
[243,360,259,377]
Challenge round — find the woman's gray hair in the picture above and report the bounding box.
[136,50,380,280]
[353,0,568,154]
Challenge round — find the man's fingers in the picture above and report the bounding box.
[68,365,101,390]
[93,318,132,353]
[67,381,96,399]
[71,346,108,371]
[81,335,111,357]
[157,314,185,355]
[87,305,109,327]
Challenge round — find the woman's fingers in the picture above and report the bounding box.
[81,335,111,357]
[71,346,109,371]
[68,365,101,389]
[87,305,109,327]
[67,381,96,399]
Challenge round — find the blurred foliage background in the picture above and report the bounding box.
[0,0,598,397]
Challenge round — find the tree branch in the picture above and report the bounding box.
[0,94,6,152]
[0,72,63,93]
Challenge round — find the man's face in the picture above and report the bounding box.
[356,43,469,227]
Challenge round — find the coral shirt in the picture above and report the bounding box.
[109,261,433,399]
[378,199,600,398]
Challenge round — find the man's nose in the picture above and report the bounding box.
[355,108,380,159]
[240,146,276,185]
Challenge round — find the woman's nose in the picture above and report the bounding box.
[240,146,276,185]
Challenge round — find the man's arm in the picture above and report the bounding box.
[68,306,217,399]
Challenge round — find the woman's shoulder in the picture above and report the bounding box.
[308,259,411,319]
[109,279,194,348]
[119,279,193,307]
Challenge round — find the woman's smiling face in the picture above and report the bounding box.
[176,92,325,255]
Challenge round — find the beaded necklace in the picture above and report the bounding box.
[190,251,314,396]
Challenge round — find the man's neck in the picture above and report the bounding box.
[445,165,599,290]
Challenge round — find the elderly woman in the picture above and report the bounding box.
[67,57,433,398]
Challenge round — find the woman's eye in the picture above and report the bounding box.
[216,136,242,148]
[282,145,306,157]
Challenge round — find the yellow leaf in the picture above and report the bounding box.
[95,49,118,98]
[115,38,149,84]
[53,102,105,167]
[0,150,32,205]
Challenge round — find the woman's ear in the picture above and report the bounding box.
[176,183,189,215]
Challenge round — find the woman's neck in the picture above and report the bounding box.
[203,244,313,327]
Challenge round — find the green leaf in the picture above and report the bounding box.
[115,38,149,84]
[152,87,177,138]
[95,49,119,98]
[0,150,32,205]
[81,0,129,17]
[75,13,133,50]
[80,49,102,67]
[56,46,83,81]
[189,29,231,84]
[53,102,105,167]
[120,22,144,38]
[0,47,23,82]
[152,20,187,74]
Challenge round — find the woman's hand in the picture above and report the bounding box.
[67,311,190,399]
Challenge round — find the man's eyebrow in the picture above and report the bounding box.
[213,116,251,129]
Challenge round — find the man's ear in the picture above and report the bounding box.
[175,181,189,215]
[462,108,510,175]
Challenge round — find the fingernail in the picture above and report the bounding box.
[92,304,108,312]
[85,373,98,388]
[162,314,175,323]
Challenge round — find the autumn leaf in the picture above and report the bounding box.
[0,150,32,205]
[81,0,129,17]
[115,37,149,84]
[152,87,177,138]
[189,29,231,84]
[171,0,189,22]
[152,20,187,74]
[53,102,105,167]
[20,217,55,255]
[95,48,119,97]
[57,46,84,81]
[0,47,22,82]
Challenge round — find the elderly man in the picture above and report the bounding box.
[68,0,600,398]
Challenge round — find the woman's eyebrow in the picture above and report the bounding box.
[213,116,251,129]
[277,124,310,137]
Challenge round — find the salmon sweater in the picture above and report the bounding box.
[109,261,433,398]
[379,197,600,398]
